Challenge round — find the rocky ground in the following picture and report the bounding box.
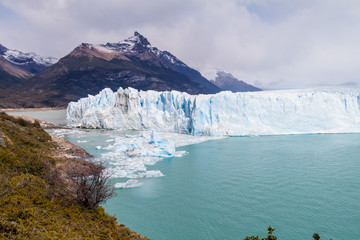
[51,135,92,159]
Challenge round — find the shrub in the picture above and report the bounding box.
[67,164,115,209]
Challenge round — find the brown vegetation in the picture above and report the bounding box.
[0,112,149,239]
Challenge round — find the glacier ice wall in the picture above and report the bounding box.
[67,87,360,136]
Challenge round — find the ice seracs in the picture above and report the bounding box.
[67,87,360,136]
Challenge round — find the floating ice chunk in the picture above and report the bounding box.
[128,170,165,179]
[96,146,102,149]
[115,179,143,189]
[77,140,89,143]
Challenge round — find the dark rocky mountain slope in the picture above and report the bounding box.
[0,54,34,89]
[4,32,221,108]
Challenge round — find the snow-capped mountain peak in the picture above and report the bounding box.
[99,31,151,53]
[0,44,58,67]
[0,44,58,74]
[4,49,58,67]
[131,31,151,46]
[88,31,188,68]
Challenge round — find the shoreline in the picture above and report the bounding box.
[5,113,93,163]
[51,135,93,159]
[0,107,66,112]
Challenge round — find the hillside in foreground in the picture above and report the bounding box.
[0,112,148,239]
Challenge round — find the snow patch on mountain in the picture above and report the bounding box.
[1,47,57,67]
[92,44,116,54]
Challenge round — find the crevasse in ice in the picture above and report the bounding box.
[67,87,360,136]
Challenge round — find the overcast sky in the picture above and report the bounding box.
[1,0,360,89]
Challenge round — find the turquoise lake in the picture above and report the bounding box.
[10,111,360,239]
[78,133,360,240]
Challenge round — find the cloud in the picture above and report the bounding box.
[1,0,360,89]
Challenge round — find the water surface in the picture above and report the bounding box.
[100,134,360,240]
[11,110,360,239]
[7,110,67,126]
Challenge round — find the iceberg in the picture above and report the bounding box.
[67,87,360,136]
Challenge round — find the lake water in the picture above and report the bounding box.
[11,110,360,239]
[101,134,360,240]
[8,109,67,126]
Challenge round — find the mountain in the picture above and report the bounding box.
[5,32,221,108]
[211,71,261,92]
[0,44,58,74]
[0,54,34,89]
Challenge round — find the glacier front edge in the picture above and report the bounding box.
[66,87,360,136]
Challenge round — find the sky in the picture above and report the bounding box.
[1,0,360,89]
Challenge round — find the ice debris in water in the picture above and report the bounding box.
[67,87,360,136]
[49,128,220,189]
[115,179,143,189]
[127,170,164,179]
[102,130,220,188]
[101,131,178,187]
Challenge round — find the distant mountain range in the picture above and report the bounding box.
[0,44,58,93]
[211,71,261,92]
[0,32,260,108]
[0,44,57,75]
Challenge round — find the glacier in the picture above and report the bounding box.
[67,87,360,136]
